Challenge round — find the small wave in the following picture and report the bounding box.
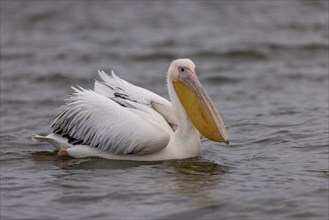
[163,158,228,176]
[33,72,74,82]
[31,151,58,160]
[127,52,176,61]
[191,50,268,61]
[264,42,329,51]
[281,72,329,82]
[0,52,35,61]
[126,49,268,62]
[201,75,242,84]
[26,8,59,23]
[32,72,91,84]
[306,169,329,178]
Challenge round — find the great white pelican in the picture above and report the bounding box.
[32,59,229,161]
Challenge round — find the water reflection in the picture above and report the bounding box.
[31,152,228,211]
[168,158,227,175]
[156,158,228,210]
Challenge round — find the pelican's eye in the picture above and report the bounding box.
[179,67,185,72]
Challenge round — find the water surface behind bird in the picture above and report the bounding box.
[1,1,328,219]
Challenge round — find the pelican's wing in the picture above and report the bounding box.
[94,71,178,128]
[51,87,172,155]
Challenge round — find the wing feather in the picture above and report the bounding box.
[51,87,170,155]
[94,70,178,128]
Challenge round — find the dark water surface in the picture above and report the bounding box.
[1,1,328,219]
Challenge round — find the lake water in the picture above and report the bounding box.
[1,1,328,219]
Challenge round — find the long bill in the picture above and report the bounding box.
[173,70,229,144]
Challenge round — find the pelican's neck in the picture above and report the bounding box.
[167,77,199,139]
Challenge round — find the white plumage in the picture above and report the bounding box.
[32,59,229,161]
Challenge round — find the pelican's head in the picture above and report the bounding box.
[168,58,229,145]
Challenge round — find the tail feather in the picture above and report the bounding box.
[32,134,70,150]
